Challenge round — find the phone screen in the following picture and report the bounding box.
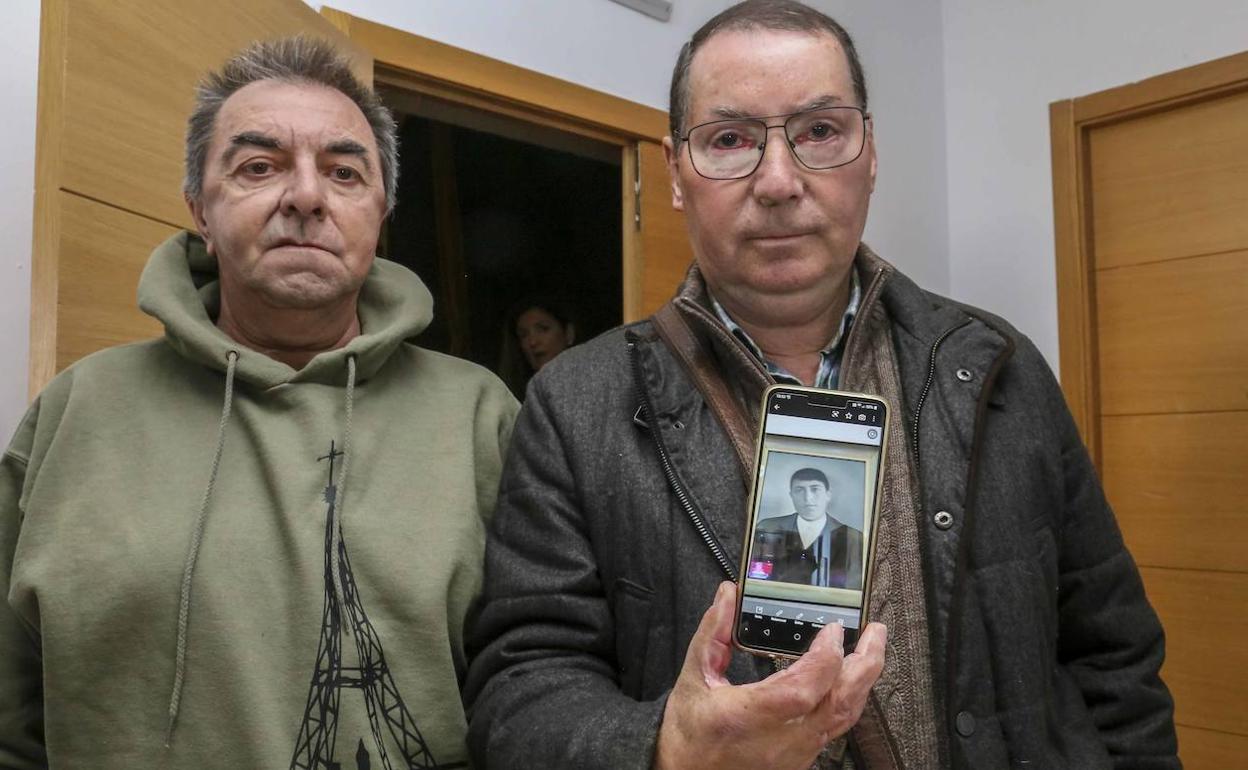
[735,387,887,657]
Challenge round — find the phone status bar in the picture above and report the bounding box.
[769,392,883,426]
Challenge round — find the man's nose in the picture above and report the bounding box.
[280,162,327,219]
[751,126,804,205]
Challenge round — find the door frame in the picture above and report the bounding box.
[1048,49,1248,464]
[320,8,674,325]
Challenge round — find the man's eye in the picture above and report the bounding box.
[712,131,750,150]
[805,122,839,141]
[333,167,358,181]
[243,161,273,175]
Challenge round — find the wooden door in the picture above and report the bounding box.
[30,0,370,396]
[1050,50,1248,768]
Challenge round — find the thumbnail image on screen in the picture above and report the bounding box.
[743,430,880,614]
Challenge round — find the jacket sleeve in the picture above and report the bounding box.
[1050,378,1179,769]
[0,408,47,769]
[463,374,666,770]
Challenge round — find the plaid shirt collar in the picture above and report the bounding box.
[709,269,862,389]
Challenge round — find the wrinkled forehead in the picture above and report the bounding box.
[685,28,856,122]
[211,79,378,156]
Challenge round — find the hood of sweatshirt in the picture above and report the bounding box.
[137,231,435,388]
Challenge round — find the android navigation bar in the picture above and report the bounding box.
[742,598,861,629]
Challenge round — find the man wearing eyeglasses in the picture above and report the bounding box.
[465,2,1178,769]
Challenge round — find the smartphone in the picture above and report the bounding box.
[733,385,888,658]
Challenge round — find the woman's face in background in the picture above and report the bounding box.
[516,307,573,371]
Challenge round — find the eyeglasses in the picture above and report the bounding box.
[677,106,869,180]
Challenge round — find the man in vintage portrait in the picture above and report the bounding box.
[752,466,864,588]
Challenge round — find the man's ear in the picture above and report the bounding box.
[662,136,685,212]
[185,194,215,254]
[866,128,878,194]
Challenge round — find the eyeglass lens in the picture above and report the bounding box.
[686,107,865,180]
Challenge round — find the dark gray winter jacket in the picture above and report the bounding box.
[464,251,1178,769]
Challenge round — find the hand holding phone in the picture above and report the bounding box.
[735,386,888,658]
[654,582,887,770]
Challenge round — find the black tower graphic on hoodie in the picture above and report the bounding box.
[290,442,442,770]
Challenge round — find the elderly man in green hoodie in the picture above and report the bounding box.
[0,38,516,769]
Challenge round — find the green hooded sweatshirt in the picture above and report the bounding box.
[0,232,518,768]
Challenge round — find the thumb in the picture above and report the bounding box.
[688,581,737,688]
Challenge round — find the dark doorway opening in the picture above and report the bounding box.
[378,87,623,397]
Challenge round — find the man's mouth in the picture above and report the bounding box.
[747,230,814,242]
[272,238,329,251]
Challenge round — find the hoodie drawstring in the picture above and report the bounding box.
[166,350,238,746]
[163,352,358,747]
[329,355,357,618]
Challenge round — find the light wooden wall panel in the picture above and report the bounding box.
[1088,89,1248,270]
[1141,568,1248,737]
[1096,250,1248,416]
[1102,412,1248,573]
[57,193,174,369]
[1175,725,1247,770]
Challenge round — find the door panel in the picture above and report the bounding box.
[1096,249,1248,415]
[57,192,174,369]
[1089,89,1248,271]
[1175,726,1247,768]
[1141,568,1248,737]
[1101,412,1248,573]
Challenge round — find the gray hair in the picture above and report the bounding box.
[184,36,398,211]
[668,0,868,143]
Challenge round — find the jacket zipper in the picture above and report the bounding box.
[628,339,738,582]
[910,320,972,467]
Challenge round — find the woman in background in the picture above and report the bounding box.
[498,297,576,398]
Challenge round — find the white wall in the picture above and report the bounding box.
[943,0,1248,369]
[0,0,39,442]
[831,1,949,293]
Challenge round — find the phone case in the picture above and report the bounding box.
[732,384,889,660]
